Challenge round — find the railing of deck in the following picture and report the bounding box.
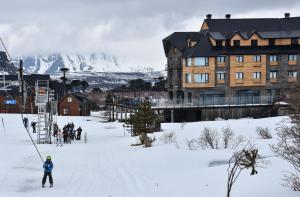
[149,95,274,109]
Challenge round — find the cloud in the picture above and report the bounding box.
[0,0,300,70]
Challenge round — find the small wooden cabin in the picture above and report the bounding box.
[58,93,90,116]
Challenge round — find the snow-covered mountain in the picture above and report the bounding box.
[21,53,155,75]
[0,51,17,74]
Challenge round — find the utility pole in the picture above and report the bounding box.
[18,60,25,112]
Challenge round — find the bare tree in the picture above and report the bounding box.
[227,148,260,197]
[271,81,300,191]
[271,121,300,190]
[256,126,272,139]
[199,127,220,149]
[222,127,235,149]
[160,132,177,144]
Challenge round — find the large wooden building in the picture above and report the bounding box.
[163,13,300,105]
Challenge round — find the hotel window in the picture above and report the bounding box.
[253,55,261,62]
[216,40,223,47]
[236,56,244,62]
[217,72,225,80]
[291,38,299,46]
[187,58,192,67]
[253,72,262,79]
[194,57,208,67]
[269,39,275,46]
[185,74,192,83]
[288,71,297,78]
[194,73,209,83]
[288,54,297,61]
[270,71,278,79]
[233,40,240,47]
[236,72,243,80]
[251,40,258,46]
[269,55,277,62]
[67,96,72,103]
[217,56,226,63]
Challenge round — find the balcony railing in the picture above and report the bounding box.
[150,95,274,109]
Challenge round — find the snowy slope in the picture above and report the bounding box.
[21,53,156,75]
[0,114,298,197]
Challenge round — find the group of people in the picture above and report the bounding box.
[53,122,83,147]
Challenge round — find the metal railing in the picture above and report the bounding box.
[150,96,274,109]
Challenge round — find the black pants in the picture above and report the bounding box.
[42,172,53,186]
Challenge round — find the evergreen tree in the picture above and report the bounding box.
[126,101,157,136]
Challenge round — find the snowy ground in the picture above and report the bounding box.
[0,113,299,197]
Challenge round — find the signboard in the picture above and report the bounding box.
[4,100,17,105]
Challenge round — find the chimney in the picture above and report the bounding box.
[206,14,212,19]
[285,12,290,18]
[225,14,231,19]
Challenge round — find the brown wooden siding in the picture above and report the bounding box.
[182,57,215,88]
[201,22,209,30]
[58,95,90,116]
[230,34,268,46]
[275,39,291,46]
[229,55,267,87]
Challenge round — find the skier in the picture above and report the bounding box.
[23,117,28,129]
[76,126,82,140]
[31,121,37,133]
[42,155,54,187]
[53,122,58,137]
[56,129,63,147]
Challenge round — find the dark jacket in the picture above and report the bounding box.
[43,160,53,173]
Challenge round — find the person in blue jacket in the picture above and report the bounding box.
[42,155,54,187]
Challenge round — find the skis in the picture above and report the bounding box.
[42,185,53,188]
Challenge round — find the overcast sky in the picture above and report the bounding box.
[0,0,300,70]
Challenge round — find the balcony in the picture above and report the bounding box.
[150,95,274,109]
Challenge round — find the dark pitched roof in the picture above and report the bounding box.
[0,85,21,96]
[72,93,89,103]
[59,93,89,104]
[23,74,50,86]
[163,16,300,57]
[204,17,300,39]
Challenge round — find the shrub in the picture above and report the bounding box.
[198,127,220,149]
[222,127,235,149]
[186,139,198,150]
[256,126,272,139]
[160,132,177,144]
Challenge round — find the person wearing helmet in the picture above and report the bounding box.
[42,155,54,187]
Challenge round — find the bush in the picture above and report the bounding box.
[197,127,244,150]
[186,139,198,151]
[198,127,220,149]
[256,126,272,139]
[222,127,235,149]
[160,132,177,144]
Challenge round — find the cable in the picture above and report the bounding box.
[0,37,12,62]
[0,38,45,164]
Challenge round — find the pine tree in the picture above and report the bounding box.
[126,101,157,136]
